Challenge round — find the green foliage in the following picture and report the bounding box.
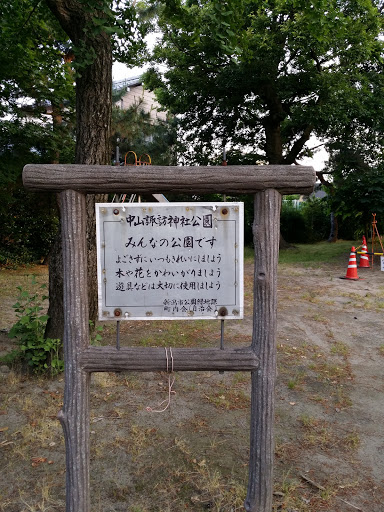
[301,198,330,243]
[281,201,307,243]
[145,0,384,165]
[0,1,75,264]
[112,95,178,166]
[323,150,384,237]
[281,197,330,244]
[0,185,59,266]
[8,277,63,376]
[89,320,104,346]
[45,0,149,72]
[0,1,75,118]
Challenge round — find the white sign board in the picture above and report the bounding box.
[96,202,244,321]
[381,256,384,272]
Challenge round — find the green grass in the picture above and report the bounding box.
[278,240,358,265]
[244,246,255,262]
[245,240,357,266]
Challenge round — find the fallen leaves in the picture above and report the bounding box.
[31,456,54,467]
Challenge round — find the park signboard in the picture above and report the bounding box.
[96,202,244,321]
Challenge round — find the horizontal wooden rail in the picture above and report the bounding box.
[80,346,259,372]
[23,164,316,195]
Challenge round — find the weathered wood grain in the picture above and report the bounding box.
[57,190,91,512]
[23,164,315,194]
[245,189,281,512]
[80,346,259,372]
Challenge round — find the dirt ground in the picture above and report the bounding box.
[0,256,383,511]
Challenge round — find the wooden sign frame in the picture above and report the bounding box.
[23,163,315,512]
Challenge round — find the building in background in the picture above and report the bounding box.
[113,76,166,123]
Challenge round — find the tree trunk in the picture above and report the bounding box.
[45,0,112,339]
[263,117,283,165]
[279,231,291,250]
[76,39,112,326]
[327,211,338,243]
[45,214,64,340]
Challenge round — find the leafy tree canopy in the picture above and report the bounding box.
[0,0,74,119]
[45,0,150,71]
[144,0,384,165]
[0,1,78,264]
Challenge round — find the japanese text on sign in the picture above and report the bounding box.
[96,203,244,320]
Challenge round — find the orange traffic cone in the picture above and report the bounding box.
[340,247,361,280]
[358,235,370,268]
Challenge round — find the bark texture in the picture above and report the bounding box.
[58,190,90,512]
[80,347,259,373]
[44,0,112,338]
[23,164,316,195]
[245,189,281,512]
[45,217,64,340]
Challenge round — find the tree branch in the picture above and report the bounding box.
[282,124,314,165]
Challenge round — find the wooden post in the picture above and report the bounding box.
[245,189,281,512]
[58,190,91,512]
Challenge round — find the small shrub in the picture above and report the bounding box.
[301,198,330,242]
[0,186,58,266]
[281,197,330,243]
[7,276,63,376]
[280,200,307,243]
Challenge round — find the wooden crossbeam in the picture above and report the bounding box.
[23,164,315,195]
[80,346,259,373]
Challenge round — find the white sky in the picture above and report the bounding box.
[301,142,328,173]
[112,61,147,82]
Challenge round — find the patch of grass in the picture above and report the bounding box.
[122,374,141,390]
[0,349,21,367]
[332,387,353,409]
[273,471,312,512]
[134,319,219,348]
[0,265,48,329]
[231,371,249,386]
[330,342,350,358]
[309,360,352,383]
[203,387,250,410]
[301,418,333,448]
[111,425,159,461]
[287,370,306,390]
[301,291,320,303]
[92,372,117,389]
[299,414,317,428]
[278,342,309,358]
[279,240,357,266]
[343,432,360,450]
[244,246,255,262]
[310,313,329,323]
